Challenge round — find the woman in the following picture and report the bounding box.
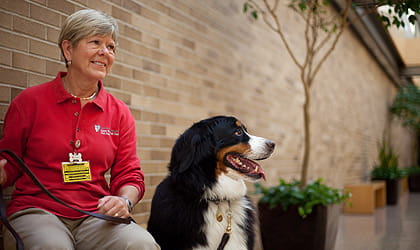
[0,9,159,250]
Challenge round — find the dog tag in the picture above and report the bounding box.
[69,152,82,162]
[216,203,223,222]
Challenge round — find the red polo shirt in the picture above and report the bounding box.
[0,72,145,218]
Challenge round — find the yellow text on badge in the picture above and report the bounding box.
[62,161,92,183]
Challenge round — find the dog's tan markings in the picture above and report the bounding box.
[216,162,228,176]
[217,143,250,161]
[215,143,251,176]
[235,120,243,128]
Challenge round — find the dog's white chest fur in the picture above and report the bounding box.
[195,174,252,250]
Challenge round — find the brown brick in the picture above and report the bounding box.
[47,0,76,15]
[117,51,143,69]
[121,80,143,95]
[140,162,167,174]
[158,89,178,101]
[150,124,166,135]
[0,12,13,29]
[140,0,170,15]
[46,60,66,76]
[86,0,112,13]
[104,75,122,89]
[182,38,195,50]
[138,5,160,23]
[0,48,12,66]
[143,85,159,98]
[1,0,30,16]
[129,108,142,120]
[122,0,142,15]
[133,69,150,82]
[47,27,61,44]
[13,52,45,73]
[112,6,131,23]
[138,136,160,147]
[30,39,61,60]
[140,110,159,122]
[142,59,160,73]
[142,34,160,49]
[32,0,47,4]
[159,138,174,148]
[0,104,10,121]
[0,86,10,103]
[107,89,131,105]
[28,73,54,87]
[30,4,61,27]
[13,16,45,40]
[11,87,24,100]
[158,113,175,124]
[121,24,142,41]
[0,30,28,52]
[110,63,132,78]
[0,68,27,87]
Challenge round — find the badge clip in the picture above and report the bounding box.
[69,152,82,163]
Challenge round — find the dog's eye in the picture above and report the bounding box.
[234,129,243,136]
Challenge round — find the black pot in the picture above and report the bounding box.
[385,179,400,205]
[408,174,420,192]
[258,203,339,250]
[372,178,400,205]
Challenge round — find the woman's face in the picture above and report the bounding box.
[63,34,116,81]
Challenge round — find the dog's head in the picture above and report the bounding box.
[168,116,275,187]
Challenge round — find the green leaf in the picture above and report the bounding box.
[243,2,249,13]
[408,15,417,25]
[251,10,258,19]
[254,178,350,217]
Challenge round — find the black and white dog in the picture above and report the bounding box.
[147,116,275,250]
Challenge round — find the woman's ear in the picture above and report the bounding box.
[61,40,73,63]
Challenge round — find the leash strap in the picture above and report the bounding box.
[0,149,134,249]
[217,232,230,250]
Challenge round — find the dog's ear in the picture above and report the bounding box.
[177,134,200,173]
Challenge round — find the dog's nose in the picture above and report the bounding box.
[266,140,275,151]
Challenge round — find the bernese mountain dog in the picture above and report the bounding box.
[147,116,275,250]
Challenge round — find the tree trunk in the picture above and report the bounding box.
[301,82,311,187]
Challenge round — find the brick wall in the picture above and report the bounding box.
[0,0,417,233]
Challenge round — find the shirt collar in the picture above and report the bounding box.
[54,72,105,111]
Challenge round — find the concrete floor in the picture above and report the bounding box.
[334,192,420,250]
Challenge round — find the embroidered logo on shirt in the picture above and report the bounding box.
[94,125,119,136]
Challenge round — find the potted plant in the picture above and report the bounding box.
[255,179,350,250]
[242,1,418,249]
[390,84,420,193]
[371,138,405,205]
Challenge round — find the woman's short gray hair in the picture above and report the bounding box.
[58,9,118,66]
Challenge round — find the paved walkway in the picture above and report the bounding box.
[334,192,420,250]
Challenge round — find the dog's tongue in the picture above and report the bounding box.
[226,153,266,180]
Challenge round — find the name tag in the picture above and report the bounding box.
[62,161,92,183]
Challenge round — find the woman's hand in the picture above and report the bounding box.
[0,159,7,186]
[97,196,130,218]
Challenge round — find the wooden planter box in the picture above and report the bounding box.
[343,181,386,214]
[258,203,339,250]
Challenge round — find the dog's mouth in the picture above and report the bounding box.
[224,152,266,180]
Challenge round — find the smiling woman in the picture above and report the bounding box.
[0,9,160,250]
[58,9,118,104]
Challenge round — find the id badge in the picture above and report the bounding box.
[62,161,92,183]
